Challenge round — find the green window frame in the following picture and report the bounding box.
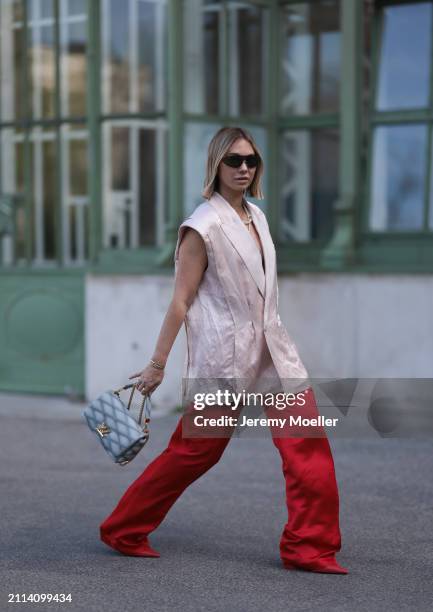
[0,0,90,272]
[275,0,342,271]
[361,0,433,271]
[3,0,431,275]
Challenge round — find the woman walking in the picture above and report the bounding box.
[100,127,348,574]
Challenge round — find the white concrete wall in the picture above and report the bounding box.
[85,274,186,409]
[86,274,433,407]
[278,274,433,379]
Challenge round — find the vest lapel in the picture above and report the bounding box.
[208,192,266,299]
[247,199,276,320]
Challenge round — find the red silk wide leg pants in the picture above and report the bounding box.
[99,388,347,573]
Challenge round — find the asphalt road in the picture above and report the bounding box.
[0,393,432,612]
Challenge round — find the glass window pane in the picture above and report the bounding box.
[28,131,57,262]
[376,3,431,111]
[429,134,433,230]
[103,123,131,249]
[184,0,221,115]
[138,0,167,112]
[67,0,86,16]
[103,122,166,249]
[163,128,169,230]
[279,129,339,242]
[104,0,130,113]
[16,136,29,263]
[41,138,56,260]
[69,205,77,259]
[0,0,26,122]
[66,198,89,263]
[62,126,88,263]
[227,2,267,117]
[16,138,25,192]
[69,139,87,196]
[0,128,21,193]
[184,121,222,215]
[60,2,88,117]
[280,1,340,116]
[369,125,427,231]
[138,129,156,246]
[28,1,56,119]
[103,0,167,114]
[14,198,27,262]
[29,0,54,20]
[111,127,130,191]
[0,129,27,264]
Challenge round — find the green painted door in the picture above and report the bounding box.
[0,274,84,396]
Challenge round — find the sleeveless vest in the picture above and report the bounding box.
[174,191,309,401]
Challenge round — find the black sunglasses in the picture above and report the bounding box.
[221,154,259,168]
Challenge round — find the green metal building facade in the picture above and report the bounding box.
[0,0,431,396]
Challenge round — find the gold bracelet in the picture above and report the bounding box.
[150,358,165,370]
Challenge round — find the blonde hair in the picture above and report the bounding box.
[202,127,264,200]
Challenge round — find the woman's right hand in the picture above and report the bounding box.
[129,363,165,396]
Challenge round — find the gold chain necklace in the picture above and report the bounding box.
[241,203,253,232]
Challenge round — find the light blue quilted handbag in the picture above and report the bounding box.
[82,383,152,466]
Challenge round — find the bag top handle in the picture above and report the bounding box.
[113,383,152,428]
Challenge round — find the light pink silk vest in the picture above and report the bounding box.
[174,191,309,399]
